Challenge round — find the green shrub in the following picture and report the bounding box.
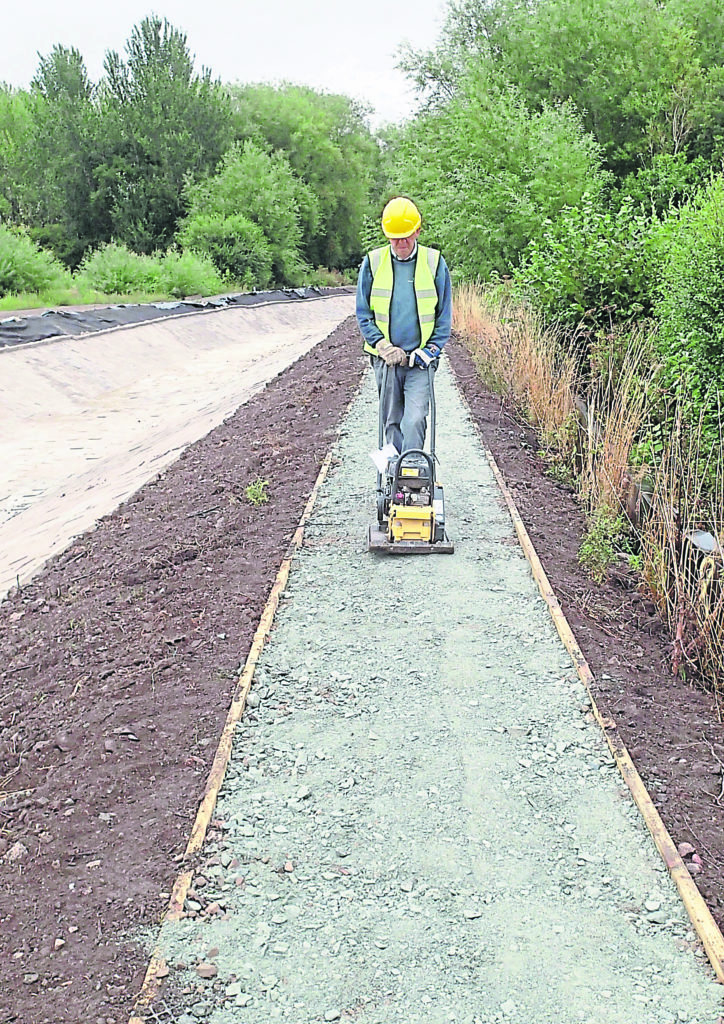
[578,505,627,583]
[653,175,724,449]
[77,242,162,294]
[178,212,273,290]
[389,68,607,280]
[160,249,224,298]
[513,195,653,328]
[180,140,311,287]
[0,225,70,297]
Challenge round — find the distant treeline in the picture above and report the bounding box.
[0,16,382,291]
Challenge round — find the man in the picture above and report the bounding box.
[356,196,452,454]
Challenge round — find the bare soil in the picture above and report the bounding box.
[0,318,365,1024]
[1,324,723,1024]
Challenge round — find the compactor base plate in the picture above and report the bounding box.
[367,524,454,555]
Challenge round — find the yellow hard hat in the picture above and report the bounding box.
[381,196,421,238]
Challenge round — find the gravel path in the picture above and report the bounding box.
[152,363,722,1024]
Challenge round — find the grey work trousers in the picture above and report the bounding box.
[372,357,434,454]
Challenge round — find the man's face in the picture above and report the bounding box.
[389,228,420,260]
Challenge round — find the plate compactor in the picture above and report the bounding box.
[368,363,454,554]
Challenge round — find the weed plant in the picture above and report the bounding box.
[244,478,269,506]
[578,505,628,583]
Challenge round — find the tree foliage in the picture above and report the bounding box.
[0,87,34,224]
[97,17,233,254]
[24,46,104,266]
[179,140,314,286]
[387,65,605,278]
[401,0,723,179]
[230,83,380,269]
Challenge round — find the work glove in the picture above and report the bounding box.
[377,339,408,367]
[409,343,441,368]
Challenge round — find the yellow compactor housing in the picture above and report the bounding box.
[388,503,434,543]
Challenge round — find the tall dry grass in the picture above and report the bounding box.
[640,410,724,685]
[454,283,724,688]
[454,282,579,459]
[580,327,658,520]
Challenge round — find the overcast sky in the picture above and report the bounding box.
[3,0,449,126]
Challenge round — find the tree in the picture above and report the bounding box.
[387,64,606,278]
[401,0,701,180]
[23,46,105,265]
[97,16,232,253]
[0,87,34,225]
[179,140,314,286]
[230,83,380,268]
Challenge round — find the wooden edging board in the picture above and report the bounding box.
[128,365,364,1022]
[451,376,724,983]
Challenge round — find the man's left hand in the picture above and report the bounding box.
[409,343,441,368]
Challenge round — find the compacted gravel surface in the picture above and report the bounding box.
[150,366,723,1024]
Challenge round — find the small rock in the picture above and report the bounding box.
[645,899,661,912]
[206,947,219,959]
[324,1012,341,1021]
[501,1000,517,1016]
[296,786,311,801]
[6,842,29,863]
[226,982,242,998]
[246,693,261,709]
[23,973,40,985]
[195,962,218,980]
[284,861,294,872]
[53,938,65,951]
[646,910,668,924]
[464,908,483,920]
[678,842,696,858]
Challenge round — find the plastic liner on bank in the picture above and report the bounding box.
[0,286,353,349]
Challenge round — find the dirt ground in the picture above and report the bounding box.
[1,323,724,1024]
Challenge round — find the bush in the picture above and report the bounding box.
[77,242,162,294]
[653,175,724,447]
[180,141,312,287]
[0,225,70,297]
[513,195,653,328]
[179,212,273,289]
[159,249,224,298]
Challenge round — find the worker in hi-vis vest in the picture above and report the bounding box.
[356,196,452,454]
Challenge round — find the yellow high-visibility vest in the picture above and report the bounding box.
[364,244,440,357]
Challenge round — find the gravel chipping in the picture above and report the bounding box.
[151,363,723,1024]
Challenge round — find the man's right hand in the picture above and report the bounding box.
[377,340,408,366]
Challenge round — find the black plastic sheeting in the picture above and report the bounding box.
[0,286,353,349]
